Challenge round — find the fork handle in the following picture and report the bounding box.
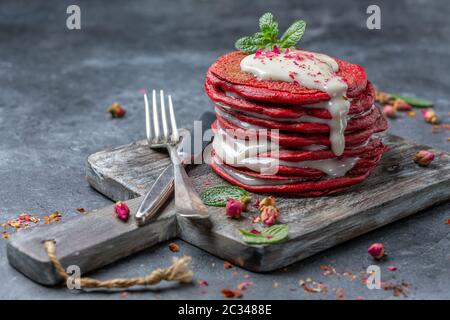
[170,149,209,218]
[135,165,174,226]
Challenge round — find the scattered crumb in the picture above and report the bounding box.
[221,289,242,298]
[387,266,397,271]
[333,287,346,300]
[383,281,409,297]
[237,281,252,291]
[197,279,209,287]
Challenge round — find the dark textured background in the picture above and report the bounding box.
[0,0,449,299]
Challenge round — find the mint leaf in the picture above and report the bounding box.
[235,34,272,53]
[240,225,289,245]
[279,20,306,48]
[200,185,249,206]
[235,36,260,53]
[259,12,278,42]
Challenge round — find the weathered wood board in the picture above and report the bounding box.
[7,133,450,285]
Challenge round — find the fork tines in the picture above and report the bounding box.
[144,89,179,145]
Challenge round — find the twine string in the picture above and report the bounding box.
[43,240,193,289]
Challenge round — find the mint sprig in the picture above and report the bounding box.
[235,12,306,53]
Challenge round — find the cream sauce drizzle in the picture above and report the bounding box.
[216,157,305,186]
[240,49,350,156]
[213,129,358,177]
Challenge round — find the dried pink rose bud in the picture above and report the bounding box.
[226,199,243,219]
[240,195,252,211]
[421,108,439,124]
[258,196,276,212]
[114,201,130,222]
[368,243,385,260]
[414,150,435,167]
[382,105,397,119]
[107,102,126,118]
[393,99,412,111]
[260,206,280,226]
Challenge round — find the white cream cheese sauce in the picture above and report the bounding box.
[213,127,358,177]
[240,49,350,156]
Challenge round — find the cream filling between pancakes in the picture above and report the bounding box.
[240,49,350,156]
[213,128,358,177]
[216,102,374,123]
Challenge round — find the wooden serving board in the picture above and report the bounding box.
[7,133,450,285]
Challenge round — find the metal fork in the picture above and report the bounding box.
[135,90,209,224]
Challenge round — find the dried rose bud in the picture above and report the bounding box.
[393,99,412,111]
[258,196,276,211]
[226,199,243,219]
[375,91,393,104]
[260,205,280,226]
[107,102,126,118]
[168,242,179,252]
[114,201,130,222]
[368,243,385,260]
[414,150,435,167]
[422,108,439,124]
[382,105,397,119]
[240,195,252,211]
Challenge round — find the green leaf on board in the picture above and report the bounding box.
[240,224,289,245]
[200,185,249,207]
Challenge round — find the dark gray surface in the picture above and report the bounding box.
[0,0,449,299]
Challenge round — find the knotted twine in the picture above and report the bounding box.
[43,240,193,289]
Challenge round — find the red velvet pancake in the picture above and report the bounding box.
[210,156,377,196]
[205,71,375,118]
[208,51,367,104]
[213,109,387,149]
[214,152,383,179]
[259,138,387,161]
[215,104,380,134]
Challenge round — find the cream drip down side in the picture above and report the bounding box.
[240,49,350,156]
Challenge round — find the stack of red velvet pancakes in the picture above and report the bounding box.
[204,48,388,196]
